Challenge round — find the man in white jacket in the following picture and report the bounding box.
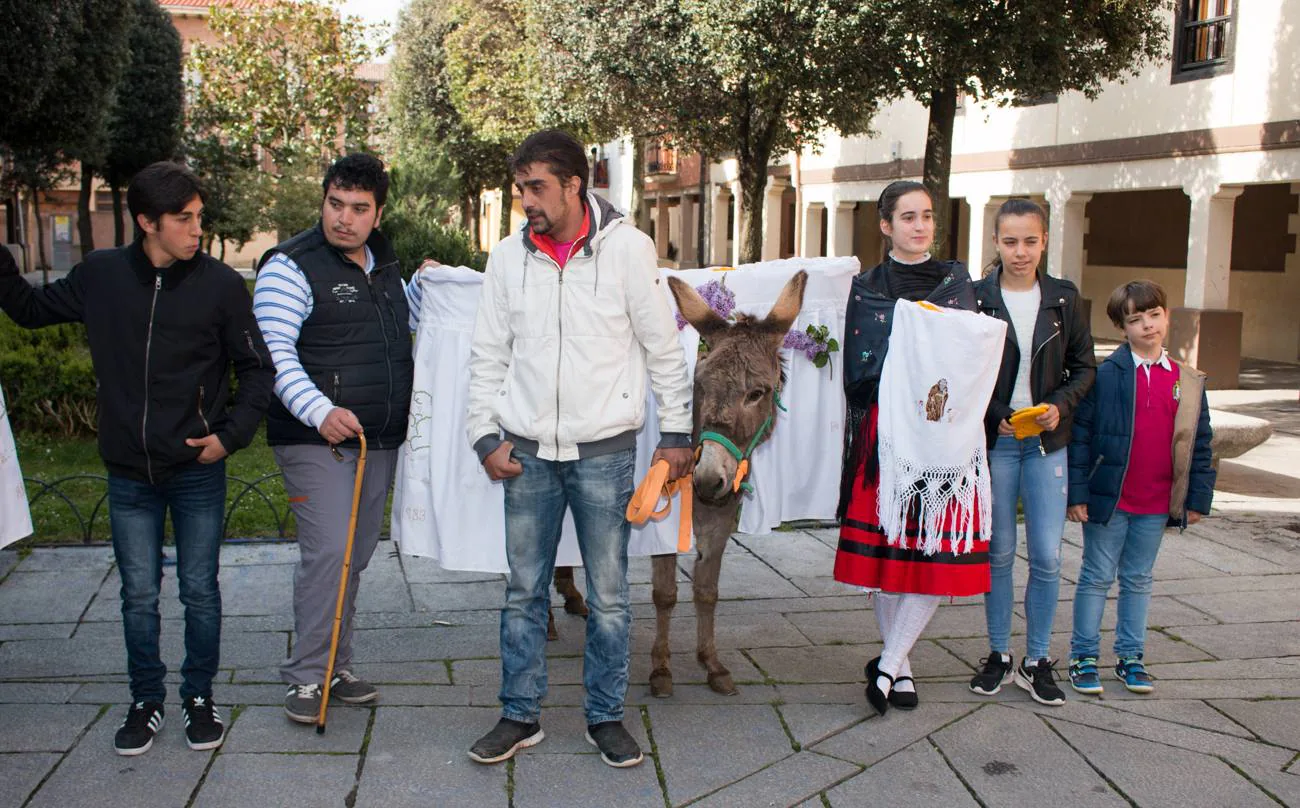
[466,129,693,768]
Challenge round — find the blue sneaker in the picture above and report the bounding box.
[1115,656,1154,694]
[1068,657,1104,695]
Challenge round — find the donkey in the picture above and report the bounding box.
[649,269,808,697]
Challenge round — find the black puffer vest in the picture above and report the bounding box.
[258,224,413,450]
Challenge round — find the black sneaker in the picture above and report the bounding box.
[182,696,226,750]
[330,670,379,704]
[1015,657,1066,706]
[468,718,545,764]
[586,720,644,768]
[969,653,1014,696]
[114,701,165,756]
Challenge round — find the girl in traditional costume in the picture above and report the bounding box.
[834,181,1005,714]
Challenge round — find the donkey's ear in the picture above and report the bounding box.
[761,270,807,334]
[668,275,728,337]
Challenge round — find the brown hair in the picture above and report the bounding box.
[984,198,1049,276]
[1106,280,1167,327]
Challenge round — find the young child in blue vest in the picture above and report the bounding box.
[1066,280,1215,695]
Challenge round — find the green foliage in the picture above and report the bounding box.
[187,0,381,171]
[0,318,97,438]
[383,193,486,275]
[102,0,184,188]
[184,135,265,253]
[261,163,322,242]
[543,0,893,262]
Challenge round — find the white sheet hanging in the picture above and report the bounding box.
[0,378,33,549]
[393,257,857,572]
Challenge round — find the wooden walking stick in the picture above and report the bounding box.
[317,432,367,734]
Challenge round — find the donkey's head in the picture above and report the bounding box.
[668,270,808,504]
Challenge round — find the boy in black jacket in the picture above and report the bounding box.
[0,162,274,755]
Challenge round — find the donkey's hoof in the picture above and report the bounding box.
[546,611,558,641]
[707,671,738,696]
[563,595,589,617]
[649,668,674,698]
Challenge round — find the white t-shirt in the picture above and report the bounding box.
[1002,283,1041,411]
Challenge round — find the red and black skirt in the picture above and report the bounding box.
[834,406,990,597]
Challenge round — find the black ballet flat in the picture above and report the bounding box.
[888,676,918,710]
[865,656,892,716]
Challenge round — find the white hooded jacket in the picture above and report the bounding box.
[466,193,693,462]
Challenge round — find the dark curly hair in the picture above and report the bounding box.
[509,129,589,199]
[322,153,389,208]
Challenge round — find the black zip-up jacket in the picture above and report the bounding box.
[974,268,1096,454]
[0,242,274,483]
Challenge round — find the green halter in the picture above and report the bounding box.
[697,390,787,494]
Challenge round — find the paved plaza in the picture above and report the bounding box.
[1,386,1298,807]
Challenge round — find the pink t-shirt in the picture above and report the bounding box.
[1118,356,1180,515]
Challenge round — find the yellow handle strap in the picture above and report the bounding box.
[626,459,693,553]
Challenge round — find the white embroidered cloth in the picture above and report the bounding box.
[877,300,1006,554]
[0,378,33,548]
[392,257,857,572]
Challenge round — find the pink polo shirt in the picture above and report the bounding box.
[1118,351,1181,515]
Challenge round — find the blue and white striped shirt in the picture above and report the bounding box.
[253,247,425,430]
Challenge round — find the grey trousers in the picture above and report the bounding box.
[275,444,397,686]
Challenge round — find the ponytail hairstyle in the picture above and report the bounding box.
[985,197,1049,277]
[876,180,932,256]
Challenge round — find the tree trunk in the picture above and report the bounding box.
[219,239,226,261]
[110,182,125,246]
[630,134,647,232]
[31,188,48,283]
[922,84,959,258]
[499,182,513,241]
[696,151,710,268]
[469,191,482,253]
[77,165,95,257]
[736,140,773,265]
[461,193,473,234]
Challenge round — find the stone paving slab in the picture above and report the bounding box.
[0,622,75,641]
[811,703,976,767]
[0,704,101,752]
[1049,719,1277,807]
[512,752,665,808]
[630,612,810,655]
[1171,621,1300,660]
[711,552,808,600]
[1099,698,1257,738]
[224,704,370,753]
[1210,698,1300,749]
[25,710,213,808]
[930,704,1127,806]
[0,549,20,579]
[0,568,106,623]
[0,682,79,704]
[824,740,980,808]
[0,752,62,807]
[410,580,506,613]
[748,640,970,684]
[353,707,507,808]
[689,750,861,808]
[12,546,114,571]
[776,703,868,749]
[1149,657,1300,681]
[732,530,840,581]
[194,752,360,808]
[649,703,795,805]
[1152,571,1300,596]
[1043,700,1295,769]
[1174,588,1299,623]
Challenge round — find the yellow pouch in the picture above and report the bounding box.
[1009,405,1049,440]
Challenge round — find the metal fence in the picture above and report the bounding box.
[23,472,295,544]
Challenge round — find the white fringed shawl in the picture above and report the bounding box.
[876,300,1006,555]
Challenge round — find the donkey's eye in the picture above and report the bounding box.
[744,388,766,405]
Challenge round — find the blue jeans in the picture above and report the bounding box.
[108,461,226,702]
[499,448,635,726]
[984,436,1067,660]
[1070,508,1167,660]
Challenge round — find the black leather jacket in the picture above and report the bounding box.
[974,269,1096,454]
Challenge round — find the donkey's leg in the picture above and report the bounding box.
[554,565,588,616]
[693,502,739,695]
[649,553,678,698]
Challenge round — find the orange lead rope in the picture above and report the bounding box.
[626,459,693,553]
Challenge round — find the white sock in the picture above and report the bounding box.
[879,593,941,686]
[873,593,913,691]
